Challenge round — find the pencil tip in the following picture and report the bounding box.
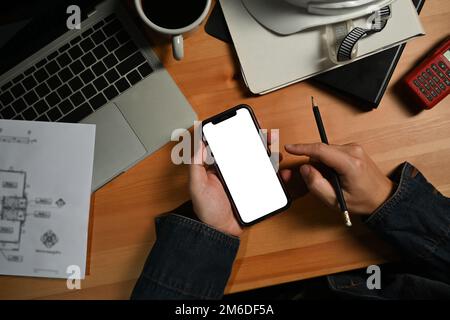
[344,211,352,227]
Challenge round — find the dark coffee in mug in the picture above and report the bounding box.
[142,0,208,30]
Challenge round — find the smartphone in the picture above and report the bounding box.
[202,105,290,226]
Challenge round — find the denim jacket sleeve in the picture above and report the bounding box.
[364,162,450,283]
[130,203,240,300]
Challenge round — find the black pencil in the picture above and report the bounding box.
[311,97,352,227]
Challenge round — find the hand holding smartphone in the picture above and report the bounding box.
[202,105,290,225]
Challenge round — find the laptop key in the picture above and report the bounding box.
[69,60,84,74]
[57,84,72,98]
[105,69,119,83]
[81,84,96,99]
[89,92,107,110]
[24,66,36,75]
[126,70,142,85]
[115,30,130,44]
[35,68,50,82]
[117,52,146,76]
[115,78,130,93]
[115,41,137,61]
[93,76,108,91]
[80,38,95,52]
[0,91,14,105]
[93,44,108,60]
[68,45,83,60]
[45,60,60,74]
[103,53,119,68]
[69,91,85,107]
[46,92,61,107]
[47,51,59,61]
[82,28,94,38]
[23,75,37,91]
[58,43,70,53]
[36,58,47,68]
[57,52,72,66]
[59,103,92,123]
[47,107,63,121]
[103,85,119,100]
[1,81,12,91]
[105,14,115,22]
[12,74,24,83]
[0,106,15,118]
[24,91,39,105]
[12,98,27,113]
[104,38,120,52]
[35,83,50,98]
[103,19,121,36]
[93,20,105,30]
[47,75,62,90]
[80,69,95,84]
[92,61,107,77]
[34,100,50,114]
[81,52,96,67]
[138,62,153,78]
[59,99,73,113]
[22,107,37,120]
[58,67,73,82]
[70,35,82,46]
[69,76,83,92]
[11,83,26,98]
[91,30,106,44]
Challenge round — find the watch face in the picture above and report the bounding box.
[444,49,450,63]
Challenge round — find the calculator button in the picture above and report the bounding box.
[431,64,439,72]
[424,83,431,90]
[437,70,446,79]
[438,61,447,70]
[426,68,434,77]
[438,83,445,90]
[429,79,436,87]
[426,95,433,101]
[435,86,441,94]
[419,87,427,95]
[445,79,450,86]
[431,90,437,97]
[418,76,425,83]
[447,70,450,78]
[422,72,429,80]
[432,76,440,83]
[413,79,421,87]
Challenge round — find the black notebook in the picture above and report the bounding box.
[205,0,425,109]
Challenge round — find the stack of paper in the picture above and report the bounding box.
[0,120,95,279]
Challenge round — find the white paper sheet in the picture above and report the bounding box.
[0,120,95,279]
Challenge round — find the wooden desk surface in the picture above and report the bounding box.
[1,0,449,299]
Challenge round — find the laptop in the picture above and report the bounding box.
[0,0,197,190]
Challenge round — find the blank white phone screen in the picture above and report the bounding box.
[203,108,288,224]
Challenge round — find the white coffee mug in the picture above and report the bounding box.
[134,0,211,60]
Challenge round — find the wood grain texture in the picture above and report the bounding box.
[1,0,449,299]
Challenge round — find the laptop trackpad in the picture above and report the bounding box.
[81,102,147,190]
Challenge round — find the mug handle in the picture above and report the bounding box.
[172,35,184,60]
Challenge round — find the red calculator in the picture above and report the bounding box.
[404,36,450,109]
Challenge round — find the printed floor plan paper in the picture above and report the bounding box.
[0,120,95,279]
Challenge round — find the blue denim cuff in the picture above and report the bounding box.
[364,162,450,282]
[131,214,239,300]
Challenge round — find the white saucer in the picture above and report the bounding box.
[242,0,396,35]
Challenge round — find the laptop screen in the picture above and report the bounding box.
[0,0,98,74]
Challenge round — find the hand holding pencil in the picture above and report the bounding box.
[280,98,395,221]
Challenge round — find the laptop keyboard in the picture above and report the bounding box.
[0,14,154,123]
